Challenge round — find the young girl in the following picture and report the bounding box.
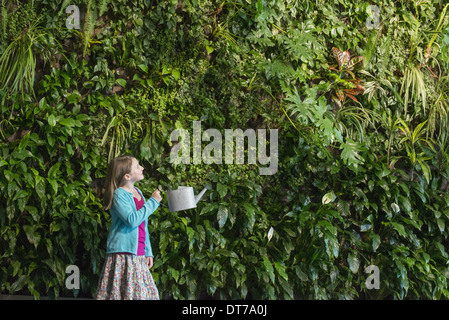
[96,155,162,300]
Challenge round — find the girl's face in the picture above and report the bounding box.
[125,158,144,183]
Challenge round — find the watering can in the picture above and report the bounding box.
[166,185,211,212]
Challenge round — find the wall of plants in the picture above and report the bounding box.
[1,0,449,299]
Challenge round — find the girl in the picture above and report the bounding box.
[96,155,162,300]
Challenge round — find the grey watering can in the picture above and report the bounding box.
[166,185,211,212]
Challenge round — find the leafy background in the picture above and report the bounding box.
[1,0,449,299]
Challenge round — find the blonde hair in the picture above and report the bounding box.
[103,155,134,210]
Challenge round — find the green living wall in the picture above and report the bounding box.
[1,0,449,299]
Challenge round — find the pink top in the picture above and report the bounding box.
[133,190,146,256]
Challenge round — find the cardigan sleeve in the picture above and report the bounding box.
[112,189,160,228]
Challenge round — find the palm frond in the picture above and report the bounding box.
[401,64,427,115]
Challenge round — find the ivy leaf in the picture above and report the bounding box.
[138,64,148,73]
[116,78,126,87]
[206,45,214,55]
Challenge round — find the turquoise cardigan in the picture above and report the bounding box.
[106,187,160,257]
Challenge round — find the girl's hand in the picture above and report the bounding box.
[151,189,162,203]
[147,256,153,269]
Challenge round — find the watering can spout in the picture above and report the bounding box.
[194,184,212,204]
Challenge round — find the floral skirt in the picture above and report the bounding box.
[96,253,159,300]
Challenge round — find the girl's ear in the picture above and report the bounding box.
[123,173,130,181]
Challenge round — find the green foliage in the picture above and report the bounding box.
[0,1,59,99]
[1,0,449,300]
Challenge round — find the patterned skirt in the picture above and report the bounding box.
[96,253,159,300]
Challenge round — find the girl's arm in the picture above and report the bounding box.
[113,191,160,228]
